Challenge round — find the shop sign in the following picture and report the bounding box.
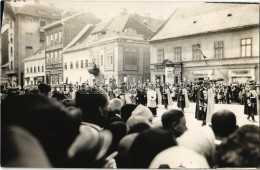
[156,67,165,72]
[232,70,249,75]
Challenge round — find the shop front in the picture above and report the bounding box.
[229,69,255,83]
[151,60,182,84]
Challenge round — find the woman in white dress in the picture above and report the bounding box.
[147,86,157,117]
[155,84,162,105]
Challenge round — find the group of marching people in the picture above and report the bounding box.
[2,81,260,169]
[1,79,259,125]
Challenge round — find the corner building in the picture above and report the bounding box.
[149,3,259,84]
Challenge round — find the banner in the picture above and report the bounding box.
[165,67,174,84]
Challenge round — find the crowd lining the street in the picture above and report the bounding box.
[1,80,260,168]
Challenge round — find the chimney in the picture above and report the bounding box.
[143,19,148,26]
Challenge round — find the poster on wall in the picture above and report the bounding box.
[123,47,138,71]
[165,67,174,84]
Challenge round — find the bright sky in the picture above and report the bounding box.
[11,0,202,22]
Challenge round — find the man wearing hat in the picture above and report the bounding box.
[195,83,208,126]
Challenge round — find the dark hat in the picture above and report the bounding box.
[2,125,51,167]
[130,127,177,168]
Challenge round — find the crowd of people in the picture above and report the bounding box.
[1,80,260,168]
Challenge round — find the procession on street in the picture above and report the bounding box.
[1,1,260,169]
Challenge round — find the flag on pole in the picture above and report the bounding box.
[197,43,207,65]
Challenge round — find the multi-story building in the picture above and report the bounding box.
[149,3,259,84]
[1,24,10,85]
[43,12,101,85]
[23,46,45,86]
[1,2,64,87]
[63,15,154,85]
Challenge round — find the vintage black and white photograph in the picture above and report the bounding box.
[1,0,259,168]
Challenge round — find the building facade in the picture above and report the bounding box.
[43,12,101,85]
[63,15,153,85]
[1,2,63,87]
[149,3,259,84]
[1,24,10,85]
[23,48,45,86]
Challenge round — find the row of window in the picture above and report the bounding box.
[157,38,252,63]
[64,60,89,70]
[64,54,113,70]
[46,50,63,65]
[46,31,62,46]
[26,65,45,74]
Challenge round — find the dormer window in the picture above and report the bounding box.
[38,10,47,15]
[227,13,232,17]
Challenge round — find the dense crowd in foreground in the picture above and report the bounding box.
[1,82,260,168]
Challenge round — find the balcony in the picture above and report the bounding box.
[5,68,18,75]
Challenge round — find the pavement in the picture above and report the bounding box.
[152,101,259,130]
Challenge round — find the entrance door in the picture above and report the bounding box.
[174,76,178,84]
[163,75,165,83]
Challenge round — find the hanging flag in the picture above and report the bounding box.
[197,43,207,65]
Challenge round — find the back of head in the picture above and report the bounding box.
[2,94,81,167]
[130,127,177,168]
[218,125,260,168]
[117,133,139,168]
[121,104,137,122]
[75,87,109,127]
[128,122,152,134]
[107,121,127,155]
[161,109,184,129]
[109,98,123,113]
[178,127,216,166]
[211,109,237,138]
[149,146,209,169]
[2,125,51,168]
[38,83,51,96]
[52,91,67,101]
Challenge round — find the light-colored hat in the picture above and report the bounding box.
[132,104,153,121]
[68,126,112,161]
[149,146,210,168]
[178,127,216,164]
[126,115,152,132]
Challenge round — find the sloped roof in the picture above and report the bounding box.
[23,45,45,62]
[16,3,62,19]
[106,15,130,32]
[63,24,94,51]
[131,14,165,32]
[64,15,154,53]
[150,3,259,42]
